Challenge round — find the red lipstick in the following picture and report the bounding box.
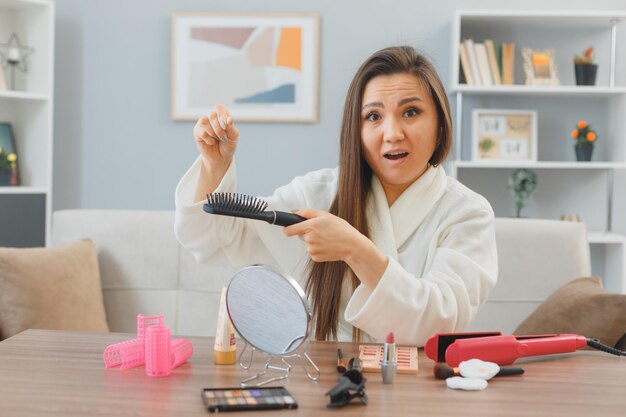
[381,331,396,384]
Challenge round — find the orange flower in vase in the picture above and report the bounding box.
[571,120,597,162]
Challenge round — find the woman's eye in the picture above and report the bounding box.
[365,112,380,121]
[404,108,420,117]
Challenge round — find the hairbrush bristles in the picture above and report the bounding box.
[203,192,306,226]
[206,192,268,213]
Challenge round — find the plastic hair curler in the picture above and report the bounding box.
[145,325,172,377]
[102,313,193,376]
[103,338,145,369]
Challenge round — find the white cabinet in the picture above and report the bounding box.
[450,10,626,293]
[0,0,54,247]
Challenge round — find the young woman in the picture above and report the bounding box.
[175,46,497,346]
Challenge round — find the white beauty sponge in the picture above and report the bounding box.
[458,359,500,380]
[445,376,488,391]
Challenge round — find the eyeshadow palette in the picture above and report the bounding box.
[201,386,298,412]
[358,344,419,374]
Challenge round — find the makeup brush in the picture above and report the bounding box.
[433,363,524,380]
[204,193,306,226]
[336,349,347,373]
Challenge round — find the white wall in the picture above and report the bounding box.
[52,0,626,213]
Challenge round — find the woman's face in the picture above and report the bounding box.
[360,72,439,205]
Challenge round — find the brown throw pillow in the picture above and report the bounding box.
[514,276,626,347]
[0,239,109,340]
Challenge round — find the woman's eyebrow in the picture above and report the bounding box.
[362,96,423,111]
[362,96,424,110]
[398,96,422,106]
[362,101,383,111]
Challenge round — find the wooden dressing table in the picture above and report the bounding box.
[0,330,625,416]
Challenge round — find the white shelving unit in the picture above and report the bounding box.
[0,0,54,247]
[450,10,626,293]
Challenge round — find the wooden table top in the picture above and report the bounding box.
[1,329,625,416]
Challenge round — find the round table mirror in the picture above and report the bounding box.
[226,265,310,355]
[226,265,319,386]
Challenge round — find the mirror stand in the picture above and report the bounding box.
[237,341,320,387]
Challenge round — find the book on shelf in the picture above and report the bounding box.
[485,39,501,85]
[459,38,516,87]
[501,43,515,85]
[462,39,482,86]
[459,41,474,85]
[458,58,467,85]
[474,42,493,86]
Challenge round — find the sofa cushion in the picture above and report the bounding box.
[0,239,110,340]
[467,218,590,334]
[513,277,626,347]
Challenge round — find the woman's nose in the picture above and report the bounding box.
[383,117,405,142]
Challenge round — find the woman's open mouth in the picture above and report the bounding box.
[384,151,409,161]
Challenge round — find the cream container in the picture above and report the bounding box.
[214,287,237,365]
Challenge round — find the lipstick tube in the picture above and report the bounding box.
[382,332,396,384]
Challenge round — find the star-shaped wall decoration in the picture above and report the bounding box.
[0,33,34,72]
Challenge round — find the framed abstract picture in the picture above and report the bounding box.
[472,109,538,163]
[171,12,320,122]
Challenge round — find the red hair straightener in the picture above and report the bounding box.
[425,331,626,367]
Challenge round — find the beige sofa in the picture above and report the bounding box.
[52,210,591,337]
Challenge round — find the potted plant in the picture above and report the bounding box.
[571,120,597,161]
[478,137,495,158]
[574,47,597,86]
[0,147,18,186]
[508,168,537,218]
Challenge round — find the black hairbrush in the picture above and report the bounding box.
[203,192,306,226]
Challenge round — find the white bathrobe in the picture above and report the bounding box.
[175,157,497,346]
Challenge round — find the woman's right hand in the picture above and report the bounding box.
[193,104,240,171]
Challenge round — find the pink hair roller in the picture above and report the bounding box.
[136,313,164,341]
[170,338,194,368]
[102,338,145,369]
[103,313,193,375]
[145,325,172,377]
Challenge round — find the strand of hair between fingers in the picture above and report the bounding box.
[203,133,229,143]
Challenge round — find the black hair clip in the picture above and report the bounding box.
[348,356,362,371]
[326,369,368,408]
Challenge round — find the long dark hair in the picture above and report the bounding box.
[305,46,452,341]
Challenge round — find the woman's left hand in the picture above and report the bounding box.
[283,208,362,263]
[285,208,389,289]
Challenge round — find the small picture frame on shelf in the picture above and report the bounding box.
[472,109,538,163]
[522,47,560,86]
[0,123,19,186]
[171,12,320,122]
